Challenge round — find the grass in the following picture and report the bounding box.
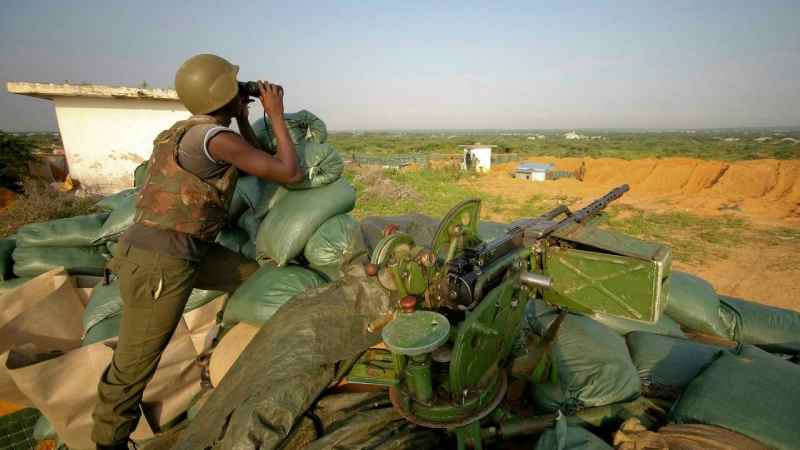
[349,165,769,266]
[329,130,800,161]
[0,179,101,239]
[601,204,749,264]
[347,166,488,218]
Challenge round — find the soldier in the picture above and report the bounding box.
[92,54,302,450]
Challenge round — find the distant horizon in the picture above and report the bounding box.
[6,125,800,134]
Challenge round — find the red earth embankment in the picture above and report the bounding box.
[485,158,800,226]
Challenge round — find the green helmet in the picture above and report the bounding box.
[175,54,239,115]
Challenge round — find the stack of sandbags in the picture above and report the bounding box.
[12,213,112,277]
[217,110,349,268]
[255,178,356,267]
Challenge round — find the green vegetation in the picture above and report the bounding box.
[0,131,36,190]
[329,130,800,161]
[0,180,101,239]
[347,166,485,218]
[601,205,749,263]
[348,166,775,266]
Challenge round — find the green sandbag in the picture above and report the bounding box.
[32,415,56,441]
[82,314,122,345]
[83,278,224,332]
[12,246,110,277]
[0,238,15,281]
[256,179,356,266]
[665,271,732,338]
[216,227,255,261]
[670,350,800,450]
[237,208,261,241]
[252,110,328,152]
[535,420,613,450]
[134,161,148,187]
[286,142,344,190]
[94,191,137,243]
[95,188,138,211]
[625,331,725,399]
[532,381,565,414]
[229,176,258,220]
[222,265,326,327]
[15,213,109,248]
[719,295,800,354]
[304,214,367,280]
[537,313,640,413]
[250,183,287,222]
[229,176,281,221]
[586,312,686,339]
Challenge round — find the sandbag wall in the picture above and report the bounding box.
[518,273,800,449]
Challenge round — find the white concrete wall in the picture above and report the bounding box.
[471,147,492,172]
[53,97,189,193]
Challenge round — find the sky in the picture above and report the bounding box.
[0,0,798,131]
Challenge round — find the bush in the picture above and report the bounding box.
[0,131,35,190]
[0,179,101,239]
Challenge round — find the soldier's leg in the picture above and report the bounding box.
[92,244,198,446]
[193,243,259,293]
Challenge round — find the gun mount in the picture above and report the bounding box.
[348,185,672,449]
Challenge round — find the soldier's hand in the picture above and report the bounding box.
[258,81,285,118]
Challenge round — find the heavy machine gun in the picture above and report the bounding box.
[348,185,672,449]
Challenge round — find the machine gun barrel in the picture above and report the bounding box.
[443,184,630,308]
[525,184,629,239]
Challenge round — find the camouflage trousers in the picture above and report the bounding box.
[92,242,258,446]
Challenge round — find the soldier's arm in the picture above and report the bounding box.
[208,81,302,184]
[207,132,301,184]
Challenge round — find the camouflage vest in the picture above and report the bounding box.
[134,116,238,241]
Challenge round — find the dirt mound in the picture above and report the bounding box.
[473,157,800,311]
[485,157,800,225]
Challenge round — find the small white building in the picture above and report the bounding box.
[7,82,190,193]
[459,144,495,173]
[515,163,553,182]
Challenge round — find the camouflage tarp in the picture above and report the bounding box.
[171,250,396,450]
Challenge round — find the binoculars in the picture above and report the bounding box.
[238,81,283,98]
[238,81,261,97]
